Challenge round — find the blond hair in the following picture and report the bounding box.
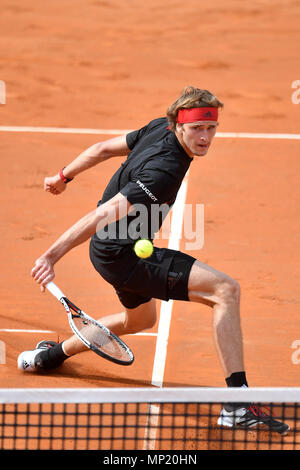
[166,86,223,131]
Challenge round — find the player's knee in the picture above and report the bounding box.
[126,315,156,333]
[216,277,240,305]
[142,312,157,330]
[124,302,157,333]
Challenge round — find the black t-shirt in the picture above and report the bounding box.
[90,117,193,259]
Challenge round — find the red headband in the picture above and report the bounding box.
[177,107,218,123]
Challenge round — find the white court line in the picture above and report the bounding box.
[217,132,300,140]
[0,329,55,333]
[0,125,300,139]
[0,126,132,135]
[0,328,155,336]
[151,174,188,388]
[130,332,157,336]
[143,174,188,450]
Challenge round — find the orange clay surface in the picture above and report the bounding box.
[0,0,300,402]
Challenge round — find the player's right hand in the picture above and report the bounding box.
[31,256,55,292]
[44,174,66,195]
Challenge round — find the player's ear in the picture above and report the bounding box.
[175,123,184,135]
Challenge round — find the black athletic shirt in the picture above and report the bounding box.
[90,117,193,260]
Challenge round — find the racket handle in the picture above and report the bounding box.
[46,281,65,301]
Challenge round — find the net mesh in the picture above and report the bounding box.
[0,387,299,451]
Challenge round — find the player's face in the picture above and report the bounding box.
[176,122,218,157]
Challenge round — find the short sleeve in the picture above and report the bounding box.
[126,118,168,151]
[126,124,149,150]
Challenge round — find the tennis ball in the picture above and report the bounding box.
[134,239,154,259]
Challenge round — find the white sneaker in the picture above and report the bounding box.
[218,405,290,435]
[17,340,58,372]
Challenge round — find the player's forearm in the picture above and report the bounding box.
[42,194,131,265]
[62,142,110,179]
[62,135,129,180]
[43,209,99,264]
[32,207,108,286]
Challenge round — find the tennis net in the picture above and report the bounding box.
[0,387,299,451]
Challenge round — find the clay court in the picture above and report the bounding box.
[0,0,300,451]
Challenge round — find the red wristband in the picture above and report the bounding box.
[59,168,73,184]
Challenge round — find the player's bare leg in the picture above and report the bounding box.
[62,298,157,356]
[187,262,290,433]
[18,299,157,370]
[188,260,244,378]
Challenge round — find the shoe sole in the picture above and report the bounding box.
[218,415,290,435]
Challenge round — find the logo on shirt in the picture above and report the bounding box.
[136,180,158,202]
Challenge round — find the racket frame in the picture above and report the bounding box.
[46,282,134,366]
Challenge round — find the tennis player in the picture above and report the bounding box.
[18,86,289,434]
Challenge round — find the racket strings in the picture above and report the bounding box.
[72,316,129,361]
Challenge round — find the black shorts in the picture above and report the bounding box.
[89,243,196,309]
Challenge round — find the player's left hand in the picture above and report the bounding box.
[44,174,66,195]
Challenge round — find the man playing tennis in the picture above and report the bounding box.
[18,86,289,434]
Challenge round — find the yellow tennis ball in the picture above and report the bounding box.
[134,239,154,259]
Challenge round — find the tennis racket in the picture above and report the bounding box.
[46,281,134,366]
